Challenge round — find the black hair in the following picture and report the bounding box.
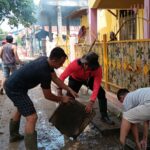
[77,59,84,69]
[79,52,100,70]
[117,88,129,101]
[49,47,67,59]
[110,31,117,41]
[6,35,13,43]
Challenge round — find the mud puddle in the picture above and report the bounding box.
[37,109,122,150]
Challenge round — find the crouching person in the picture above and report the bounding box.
[4,47,78,150]
[58,52,114,125]
[117,88,150,150]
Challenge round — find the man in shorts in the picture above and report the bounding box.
[0,35,22,94]
[117,88,150,150]
[4,47,78,150]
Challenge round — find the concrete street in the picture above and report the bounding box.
[0,54,124,149]
[0,75,123,150]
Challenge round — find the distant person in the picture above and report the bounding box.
[4,47,78,150]
[21,35,26,48]
[0,35,22,94]
[58,52,114,125]
[109,31,117,41]
[0,40,6,93]
[117,88,150,150]
[78,25,87,43]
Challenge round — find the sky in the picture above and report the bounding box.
[34,0,40,5]
[1,19,13,32]
[1,19,24,33]
[1,0,40,32]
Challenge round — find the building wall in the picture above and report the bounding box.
[97,9,144,41]
[136,9,144,39]
[88,0,100,8]
[97,9,118,41]
[80,15,88,27]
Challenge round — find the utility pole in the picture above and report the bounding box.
[57,0,62,45]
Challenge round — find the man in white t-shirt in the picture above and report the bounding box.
[117,88,150,150]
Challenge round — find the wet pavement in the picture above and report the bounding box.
[0,84,124,150]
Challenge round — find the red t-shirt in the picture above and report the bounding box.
[60,59,102,102]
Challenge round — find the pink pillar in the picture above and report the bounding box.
[144,0,150,38]
[89,8,97,44]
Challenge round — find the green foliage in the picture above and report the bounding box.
[0,0,36,27]
[16,36,22,45]
[0,28,7,41]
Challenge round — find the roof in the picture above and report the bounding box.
[66,8,88,19]
[90,0,144,9]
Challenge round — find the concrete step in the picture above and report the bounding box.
[92,101,120,136]
[77,93,121,136]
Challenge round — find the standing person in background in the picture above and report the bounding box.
[109,31,117,41]
[0,40,6,94]
[78,25,87,43]
[0,35,22,94]
[58,52,114,125]
[117,88,150,150]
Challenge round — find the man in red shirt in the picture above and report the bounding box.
[58,52,114,125]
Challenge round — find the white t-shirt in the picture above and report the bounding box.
[123,88,150,112]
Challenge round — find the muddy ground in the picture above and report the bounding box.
[0,84,125,150]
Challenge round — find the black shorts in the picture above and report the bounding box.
[5,87,36,117]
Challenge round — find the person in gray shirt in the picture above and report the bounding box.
[0,35,22,94]
[117,88,150,150]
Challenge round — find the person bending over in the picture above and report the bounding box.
[58,51,114,125]
[117,88,150,150]
[4,47,78,150]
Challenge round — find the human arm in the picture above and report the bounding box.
[85,101,95,113]
[85,68,102,113]
[140,121,149,150]
[51,72,78,98]
[58,60,80,96]
[90,67,102,102]
[0,47,3,58]
[12,45,22,64]
[57,88,63,96]
[59,60,79,81]
[42,88,72,103]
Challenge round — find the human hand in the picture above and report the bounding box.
[85,101,94,113]
[57,89,63,96]
[61,96,72,103]
[17,60,24,67]
[68,87,78,98]
[16,59,23,65]
[117,112,122,119]
[140,139,147,150]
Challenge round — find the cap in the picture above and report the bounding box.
[80,52,99,70]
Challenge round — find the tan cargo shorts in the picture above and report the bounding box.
[123,103,150,123]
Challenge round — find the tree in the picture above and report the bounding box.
[0,28,8,41]
[0,0,36,27]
